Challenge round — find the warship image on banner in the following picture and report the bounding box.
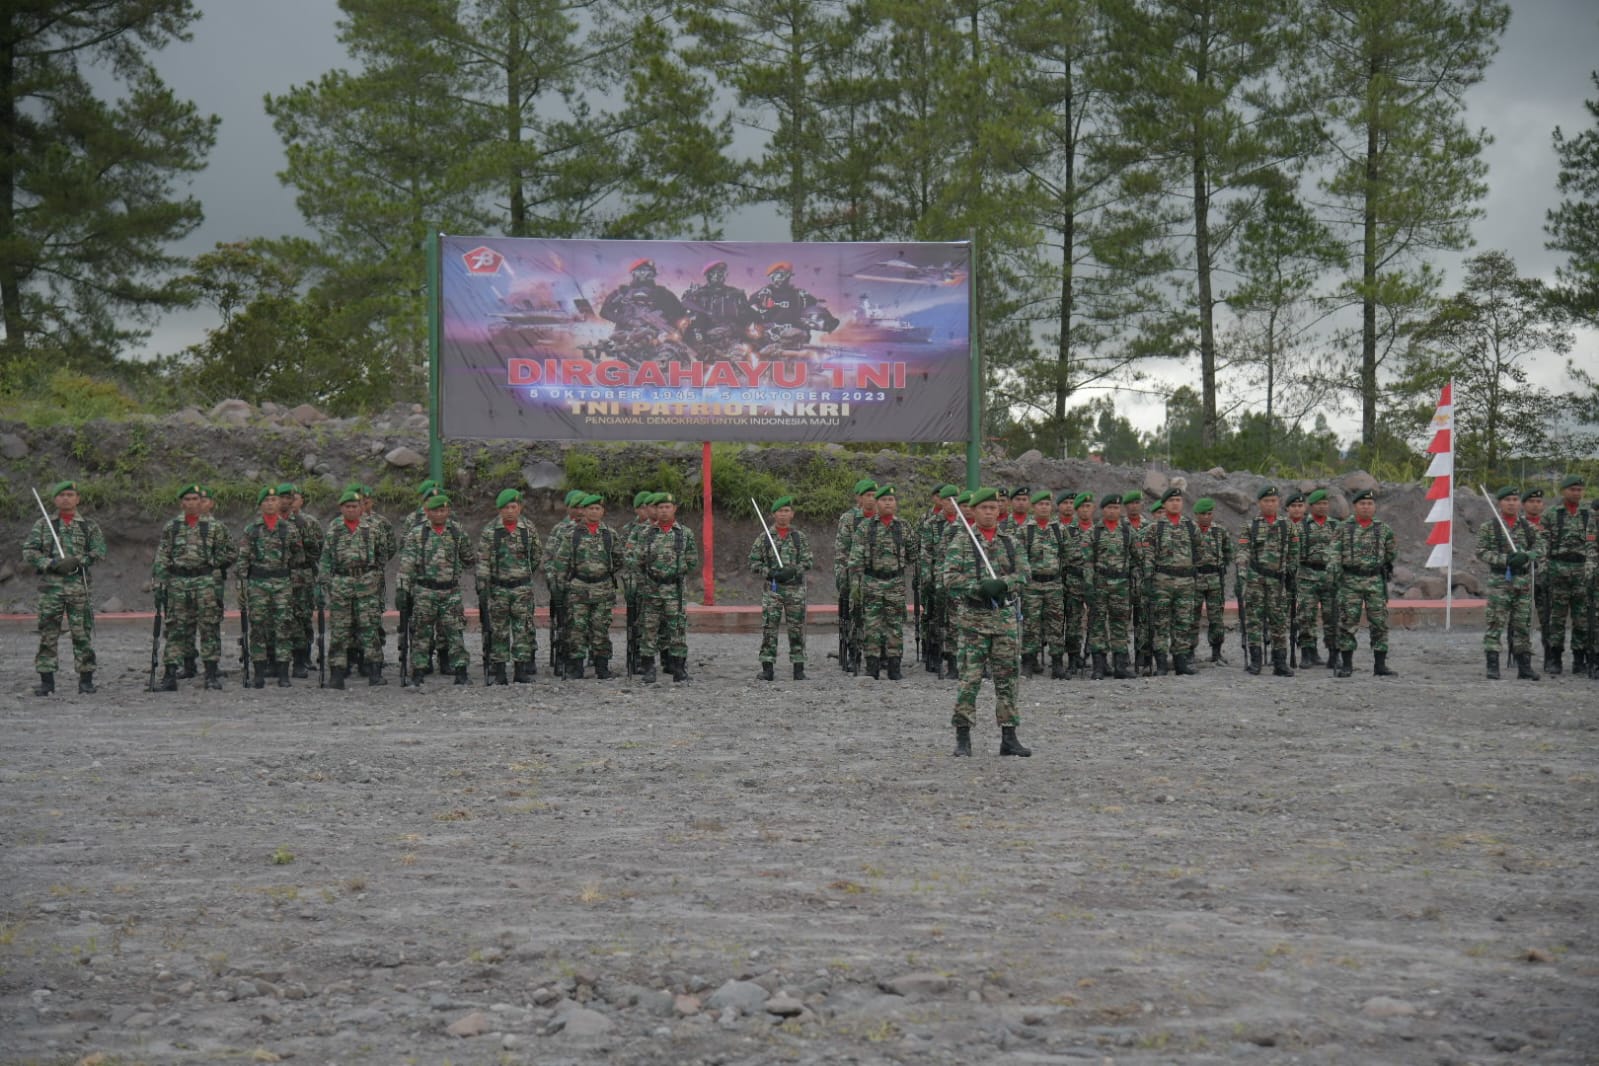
[830,296,935,345]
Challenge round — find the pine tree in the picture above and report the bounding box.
[1546,70,1599,327]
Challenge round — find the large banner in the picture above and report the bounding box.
[438,237,971,441]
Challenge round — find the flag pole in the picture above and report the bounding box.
[1445,379,1453,631]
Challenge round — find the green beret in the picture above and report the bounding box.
[1193,497,1215,514]
[344,483,365,497]
[256,486,279,504]
[653,492,676,506]
[853,478,878,496]
[564,489,586,506]
[937,484,960,499]
[424,493,451,509]
[1349,488,1374,504]
[496,488,523,508]
[1100,493,1122,506]
[1256,484,1279,501]
[633,490,653,508]
[771,494,795,511]
[1284,492,1305,506]
[50,480,77,496]
[416,478,440,499]
[338,489,362,505]
[198,485,213,499]
[1011,486,1031,498]
[1074,492,1093,507]
[875,484,896,499]
[955,491,972,505]
[579,493,604,507]
[1521,487,1543,501]
[177,483,202,500]
[1560,475,1585,490]
[1306,489,1328,506]
[1030,489,1052,504]
[1122,490,1142,503]
[1159,487,1182,504]
[276,482,298,496]
[969,487,1000,505]
[1495,486,1519,501]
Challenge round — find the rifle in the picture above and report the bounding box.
[147,586,166,691]
[478,582,493,684]
[1234,570,1248,665]
[315,590,327,688]
[912,558,922,664]
[398,589,413,686]
[625,581,640,677]
[1080,583,1098,676]
[847,571,863,674]
[1288,574,1300,669]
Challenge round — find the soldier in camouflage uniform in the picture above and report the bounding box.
[396,492,477,685]
[1296,489,1340,668]
[1520,488,1550,660]
[346,483,397,677]
[1142,487,1201,676]
[915,486,952,673]
[1064,492,1096,675]
[1539,475,1596,675]
[276,483,323,679]
[23,481,107,696]
[476,488,544,684]
[847,485,919,679]
[1332,488,1398,678]
[1002,487,1031,534]
[238,486,307,688]
[928,488,965,678]
[198,486,233,676]
[1188,497,1233,664]
[1018,489,1066,677]
[544,488,588,674]
[152,483,237,691]
[942,488,1031,757]
[630,493,698,683]
[320,488,389,688]
[1085,493,1140,680]
[621,490,658,674]
[545,492,619,679]
[833,479,878,671]
[1122,490,1154,672]
[750,495,813,680]
[1239,485,1300,677]
[1479,487,1544,680]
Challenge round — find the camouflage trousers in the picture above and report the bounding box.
[859,574,907,659]
[1484,575,1536,654]
[290,570,316,655]
[1089,578,1132,654]
[485,583,538,665]
[637,579,685,661]
[1243,575,1291,652]
[244,577,295,663]
[408,586,467,672]
[568,577,618,662]
[1191,574,1226,652]
[1020,576,1066,657]
[1133,587,1153,657]
[34,580,95,674]
[1297,568,1338,651]
[161,575,223,665]
[325,576,384,669]
[1541,562,1591,653]
[1149,572,1197,655]
[953,603,1020,728]
[1336,575,1388,652]
[759,582,807,664]
[1063,577,1089,655]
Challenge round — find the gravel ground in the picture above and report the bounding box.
[1,623,1596,1066]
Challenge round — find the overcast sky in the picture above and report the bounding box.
[138,0,1597,441]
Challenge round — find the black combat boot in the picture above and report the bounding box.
[1021,652,1037,675]
[866,656,881,680]
[793,663,806,680]
[1335,649,1353,678]
[670,654,690,682]
[291,650,309,679]
[1546,648,1563,676]
[1154,651,1169,675]
[328,666,347,690]
[925,648,940,673]
[1050,653,1066,679]
[491,663,508,685]
[1272,650,1295,677]
[33,672,54,697]
[1299,645,1320,667]
[453,666,471,685]
[180,655,198,679]
[760,662,774,681]
[592,659,610,680]
[1090,652,1108,680]
[512,661,529,683]
[1516,653,1541,681]
[526,657,538,677]
[276,662,291,688]
[887,658,903,680]
[349,649,365,676]
[156,664,179,692]
[1326,642,1338,670]
[438,649,452,677]
[1573,649,1587,674]
[410,669,426,686]
[203,661,222,690]
[1070,652,1086,677]
[78,672,95,694]
[953,725,972,757]
[1246,645,1264,676]
[1174,653,1197,676]
[1373,651,1397,677]
[368,663,387,686]
[943,653,958,679]
[567,659,585,680]
[252,662,268,689]
[641,656,657,684]
[1485,651,1500,679]
[1112,651,1132,679]
[999,726,1032,757]
[1210,641,1226,664]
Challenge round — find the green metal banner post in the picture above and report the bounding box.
[426,229,445,485]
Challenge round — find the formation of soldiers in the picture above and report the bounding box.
[21,473,1598,732]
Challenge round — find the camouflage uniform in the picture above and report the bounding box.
[23,511,107,679]
[154,513,236,674]
[925,513,962,676]
[749,526,812,667]
[630,522,697,674]
[1085,520,1140,674]
[1297,514,1341,663]
[943,524,1029,730]
[833,505,868,666]
[320,515,387,674]
[1141,512,1202,672]
[1126,514,1153,666]
[396,518,476,676]
[476,516,544,670]
[1062,519,1094,669]
[287,509,324,675]
[1191,517,1233,659]
[1477,513,1543,661]
[1333,517,1396,662]
[847,515,919,672]
[237,515,307,676]
[1239,511,1300,674]
[915,509,944,670]
[545,515,578,667]
[1018,519,1066,671]
[362,507,398,665]
[1540,499,1596,672]
[549,521,619,672]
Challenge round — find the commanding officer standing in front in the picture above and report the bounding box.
[1332,488,1399,678]
[24,480,107,696]
[848,485,919,680]
[152,484,236,691]
[942,488,1031,758]
[749,495,813,681]
[1479,487,1544,680]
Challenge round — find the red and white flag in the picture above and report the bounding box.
[1423,382,1453,571]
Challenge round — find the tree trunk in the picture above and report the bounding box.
[0,20,25,356]
[1055,66,1076,457]
[1192,8,1218,449]
[1360,56,1381,449]
[506,11,526,237]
